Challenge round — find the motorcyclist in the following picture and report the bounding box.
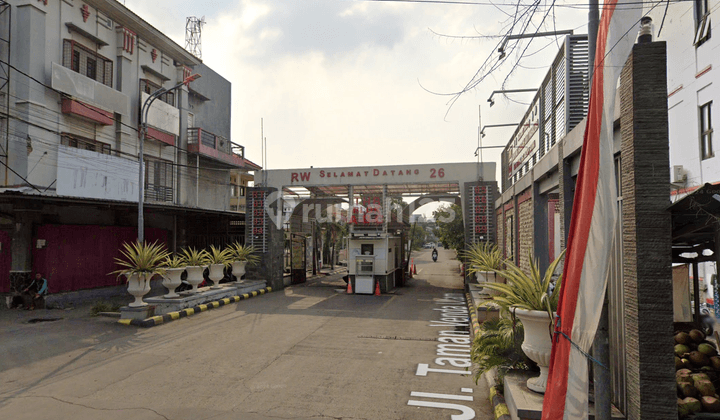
[431,247,438,262]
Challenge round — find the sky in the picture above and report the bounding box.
[122,0,589,214]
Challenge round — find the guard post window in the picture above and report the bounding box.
[62,40,112,87]
[701,101,714,160]
[694,0,711,46]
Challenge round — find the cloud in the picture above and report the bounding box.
[237,0,406,61]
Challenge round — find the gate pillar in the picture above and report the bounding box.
[245,187,285,290]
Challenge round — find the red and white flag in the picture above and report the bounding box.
[542,2,642,419]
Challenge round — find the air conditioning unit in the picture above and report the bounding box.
[672,165,687,183]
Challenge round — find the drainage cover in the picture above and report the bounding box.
[27,318,63,324]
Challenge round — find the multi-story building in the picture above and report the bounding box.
[229,170,253,213]
[490,2,718,414]
[0,0,259,296]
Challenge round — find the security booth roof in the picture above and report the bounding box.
[668,183,720,264]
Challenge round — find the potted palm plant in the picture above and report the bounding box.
[207,245,232,288]
[463,242,506,295]
[111,240,170,307]
[227,243,259,282]
[161,254,186,298]
[179,247,210,293]
[479,249,565,394]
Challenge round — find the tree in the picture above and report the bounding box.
[409,224,428,251]
[433,204,465,250]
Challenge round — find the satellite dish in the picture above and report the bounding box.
[200,16,206,26]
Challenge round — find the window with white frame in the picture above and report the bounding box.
[144,156,174,202]
[61,133,111,155]
[694,0,711,46]
[62,40,113,87]
[701,101,713,160]
[140,79,175,107]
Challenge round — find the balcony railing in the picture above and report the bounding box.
[146,184,173,202]
[187,127,246,167]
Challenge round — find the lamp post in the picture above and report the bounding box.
[497,30,574,59]
[487,88,538,107]
[138,73,201,243]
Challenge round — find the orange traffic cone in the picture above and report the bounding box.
[346,277,353,294]
[412,258,417,275]
[374,280,381,296]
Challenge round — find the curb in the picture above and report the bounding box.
[467,292,510,420]
[489,385,512,420]
[465,292,481,337]
[118,287,273,328]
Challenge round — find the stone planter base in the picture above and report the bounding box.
[135,280,267,316]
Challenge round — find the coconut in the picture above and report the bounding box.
[676,344,691,357]
[692,372,711,382]
[681,397,703,414]
[700,366,718,381]
[677,332,692,344]
[711,356,720,370]
[676,356,685,370]
[679,398,692,417]
[702,396,720,413]
[700,343,719,357]
[678,382,698,398]
[690,351,711,367]
[690,329,706,343]
[694,379,716,397]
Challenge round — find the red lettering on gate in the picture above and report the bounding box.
[291,173,298,182]
[373,169,379,176]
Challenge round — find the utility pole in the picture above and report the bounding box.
[587,1,610,419]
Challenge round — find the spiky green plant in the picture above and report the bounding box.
[179,247,210,267]
[110,240,170,281]
[208,245,233,267]
[227,242,260,266]
[479,249,566,318]
[463,242,506,273]
[470,317,529,384]
[163,254,186,269]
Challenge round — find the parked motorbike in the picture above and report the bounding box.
[700,303,715,336]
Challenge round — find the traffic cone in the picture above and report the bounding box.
[346,277,353,294]
[374,280,381,296]
[412,258,417,275]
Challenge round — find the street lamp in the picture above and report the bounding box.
[487,88,538,107]
[138,73,201,242]
[497,30,574,60]
[479,123,519,139]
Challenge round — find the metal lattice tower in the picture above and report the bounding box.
[185,16,205,59]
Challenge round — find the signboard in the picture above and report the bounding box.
[257,162,496,188]
[508,100,540,177]
[246,188,269,253]
[465,181,496,244]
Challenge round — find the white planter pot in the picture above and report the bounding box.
[185,265,205,293]
[162,268,185,298]
[232,260,247,281]
[126,273,151,307]
[514,308,554,393]
[476,270,501,296]
[208,264,225,288]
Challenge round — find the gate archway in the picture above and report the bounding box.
[245,162,498,290]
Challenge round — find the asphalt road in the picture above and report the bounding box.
[0,248,492,420]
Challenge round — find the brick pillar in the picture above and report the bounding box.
[620,41,675,420]
[517,188,534,273]
[245,187,284,290]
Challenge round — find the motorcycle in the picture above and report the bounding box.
[700,303,715,336]
[432,251,438,262]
